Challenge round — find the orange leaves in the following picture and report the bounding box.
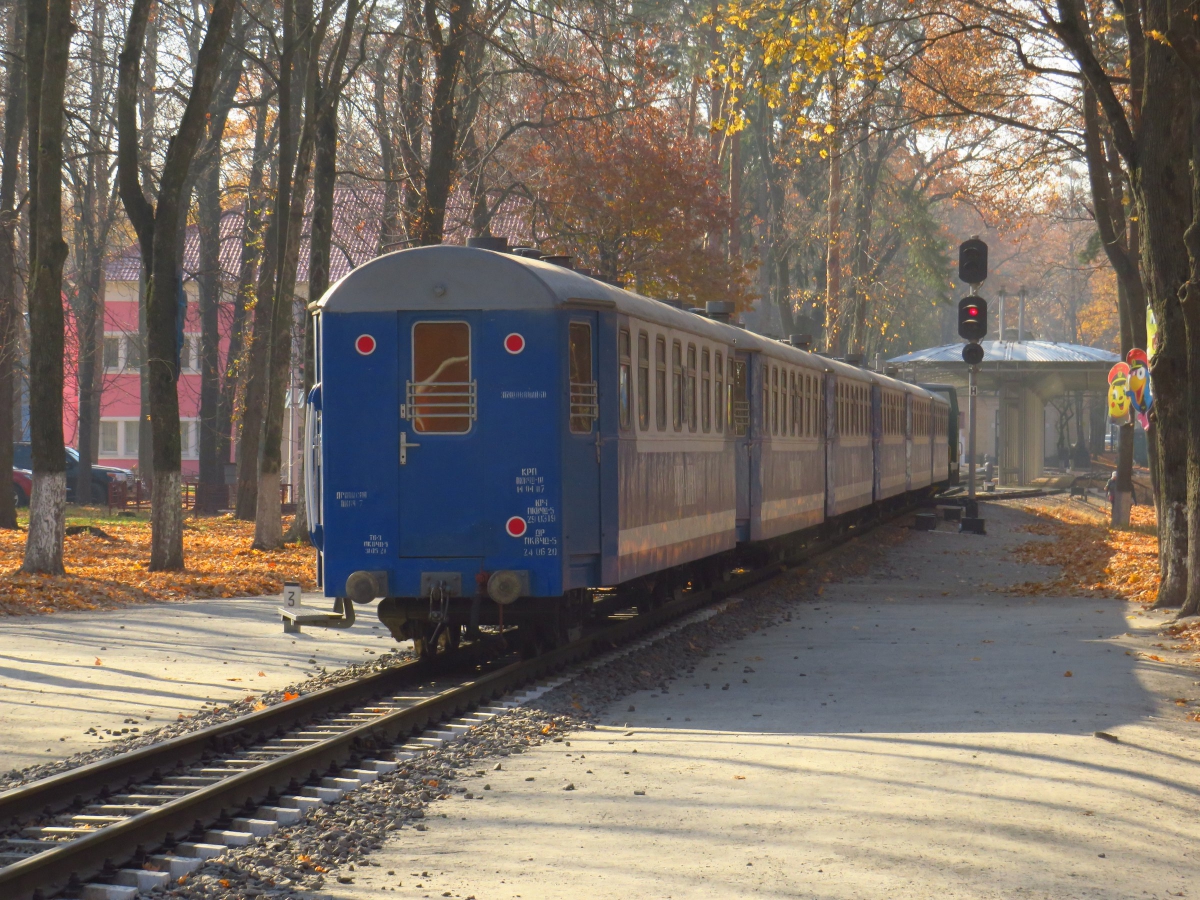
[424,778,440,788]
[282,691,299,701]
[94,657,102,665]
[0,514,316,616]
[1064,671,1073,677]
[1009,499,1160,604]
[218,879,231,888]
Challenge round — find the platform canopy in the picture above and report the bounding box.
[887,340,1119,394]
[887,340,1120,486]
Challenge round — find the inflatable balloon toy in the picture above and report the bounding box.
[1108,362,1132,424]
[1126,348,1153,430]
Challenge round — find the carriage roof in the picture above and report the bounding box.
[316,245,939,403]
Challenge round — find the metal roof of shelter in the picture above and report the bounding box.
[888,340,1119,394]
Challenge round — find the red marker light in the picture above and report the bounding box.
[504,333,526,354]
[355,334,377,355]
[966,306,979,317]
[505,516,527,537]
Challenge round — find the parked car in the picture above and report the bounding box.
[11,443,134,503]
[12,467,31,507]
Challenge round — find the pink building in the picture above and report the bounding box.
[63,186,529,480]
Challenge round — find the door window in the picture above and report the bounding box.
[701,349,711,433]
[730,359,748,436]
[569,321,597,433]
[411,322,473,434]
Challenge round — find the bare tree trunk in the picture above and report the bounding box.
[220,101,270,505]
[22,0,74,574]
[137,10,157,491]
[196,153,223,512]
[412,0,474,245]
[117,0,238,570]
[0,0,27,531]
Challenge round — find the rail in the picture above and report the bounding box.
[0,495,928,900]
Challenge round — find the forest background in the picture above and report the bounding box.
[3,0,1197,615]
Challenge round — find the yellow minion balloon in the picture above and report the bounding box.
[1108,362,1132,422]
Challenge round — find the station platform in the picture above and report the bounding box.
[329,503,1200,900]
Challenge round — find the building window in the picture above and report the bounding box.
[180,420,197,459]
[103,336,120,370]
[98,418,140,458]
[124,421,140,456]
[637,332,650,431]
[618,329,631,432]
[655,336,667,431]
[179,334,200,374]
[99,421,118,455]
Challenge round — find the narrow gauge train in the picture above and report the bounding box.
[303,245,955,656]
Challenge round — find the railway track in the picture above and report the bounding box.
[0,501,924,900]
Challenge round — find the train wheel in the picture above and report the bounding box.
[412,623,461,660]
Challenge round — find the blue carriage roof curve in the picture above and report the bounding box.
[313,244,938,402]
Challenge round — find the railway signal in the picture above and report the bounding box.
[958,296,988,343]
[957,238,988,534]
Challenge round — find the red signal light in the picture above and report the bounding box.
[966,306,979,317]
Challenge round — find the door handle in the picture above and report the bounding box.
[400,431,420,465]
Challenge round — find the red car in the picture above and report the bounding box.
[12,467,31,507]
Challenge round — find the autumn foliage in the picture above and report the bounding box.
[1005,497,1159,604]
[0,514,315,615]
[521,43,753,308]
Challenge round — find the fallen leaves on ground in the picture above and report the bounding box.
[0,512,315,615]
[1004,497,1159,603]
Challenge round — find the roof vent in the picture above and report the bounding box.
[706,300,736,323]
[542,254,573,269]
[884,365,899,377]
[466,235,508,252]
[510,246,543,259]
[788,333,812,350]
[689,307,707,316]
[844,353,864,367]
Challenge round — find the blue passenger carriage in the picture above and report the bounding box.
[305,245,952,655]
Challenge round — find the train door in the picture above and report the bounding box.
[562,313,602,581]
[395,313,484,558]
[730,353,751,541]
[871,383,882,502]
[824,373,837,518]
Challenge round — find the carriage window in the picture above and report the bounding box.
[762,366,770,435]
[714,353,724,433]
[771,367,779,435]
[672,341,684,432]
[655,336,667,431]
[637,332,650,431]
[618,330,631,432]
[790,372,798,436]
[701,349,711,433]
[410,321,473,434]
[568,321,596,434]
[730,359,748,436]
[686,344,698,432]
